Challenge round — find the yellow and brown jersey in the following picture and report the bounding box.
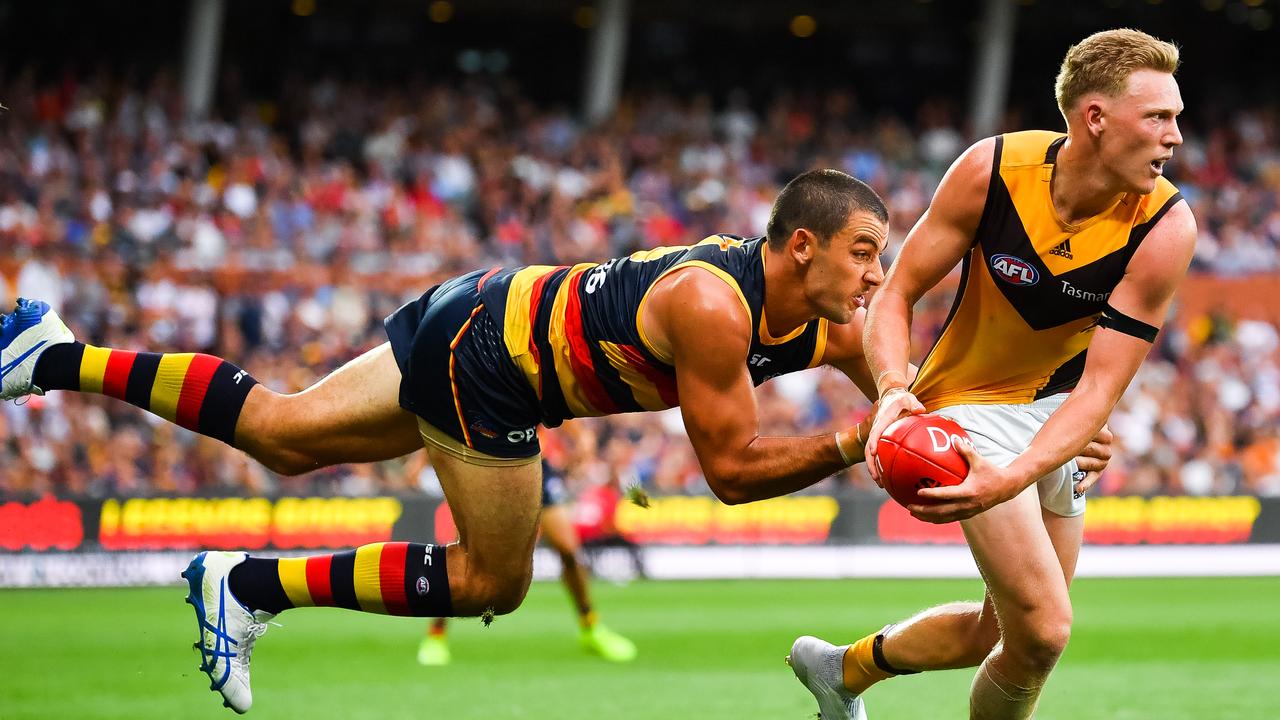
[478,235,828,427]
[910,130,1183,410]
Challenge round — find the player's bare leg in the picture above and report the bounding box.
[880,508,1080,671]
[801,493,1083,720]
[789,571,1000,720]
[234,343,424,473]
[961,487,1074,720]
[541,505,637,662]
[426,449,544,616]
[188,447,542,711]
[808,445,1102,709]
[874,594,1001,672]
[1040,506,1085,586]
[24,317,424,472]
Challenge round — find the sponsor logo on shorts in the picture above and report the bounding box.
[989,254,1039,286]
[469,420,498,440]
[507,428,536,444]
[416,576,430,596]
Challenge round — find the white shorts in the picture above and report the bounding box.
[933,393,1085,518]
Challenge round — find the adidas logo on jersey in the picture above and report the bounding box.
[1050,238,1073,260]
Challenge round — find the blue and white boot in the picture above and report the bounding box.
[787,635,868,720]
[0,298,75,401]
[182,551,275,714]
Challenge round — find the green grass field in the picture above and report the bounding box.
[2,577,1277,719]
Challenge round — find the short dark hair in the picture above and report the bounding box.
[765,169,888,250]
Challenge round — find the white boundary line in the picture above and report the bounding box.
[2,546,1278,588]
[556,545,1280,581]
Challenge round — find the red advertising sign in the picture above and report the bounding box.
[0,496,83,551]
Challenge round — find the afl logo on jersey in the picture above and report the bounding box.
[989,254,1039,286]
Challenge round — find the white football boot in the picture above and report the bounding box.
[787,635,869,720]
[182,551,275,714]
[0,298,75,400]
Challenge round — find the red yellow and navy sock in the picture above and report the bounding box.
[228,543,452,617]
[32,342,257,446]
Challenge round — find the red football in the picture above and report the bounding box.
[874,414,971,507]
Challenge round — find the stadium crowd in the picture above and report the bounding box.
[1,69,1279,500]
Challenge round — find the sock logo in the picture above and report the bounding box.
[416,576,430,596]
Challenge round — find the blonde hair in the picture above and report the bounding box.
[1055,29,1180,119]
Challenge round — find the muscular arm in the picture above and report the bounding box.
[860,140,995,476]
[645,269,854,505]
[864,138,994,397]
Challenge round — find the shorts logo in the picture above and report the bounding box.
[416,576,430,596]
[507,428,536,444]
[990,254,1039,286]
[469,420,499,440]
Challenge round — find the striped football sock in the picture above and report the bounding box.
[31,342,257,446]
[227,543,453,617]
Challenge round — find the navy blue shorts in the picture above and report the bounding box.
[384,270,543,460]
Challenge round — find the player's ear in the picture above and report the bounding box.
[1083,99,1106,137]
[790,228,816,264]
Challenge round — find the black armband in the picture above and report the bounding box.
[872,625,920,675]
[1097,304,1159,343]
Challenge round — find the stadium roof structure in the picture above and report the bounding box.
[0,0,1273,129]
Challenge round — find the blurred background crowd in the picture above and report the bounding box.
[2,63,1277,502]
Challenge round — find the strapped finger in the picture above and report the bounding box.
[1074,470,1101,497]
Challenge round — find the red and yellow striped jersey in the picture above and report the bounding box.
[477,235,828,427]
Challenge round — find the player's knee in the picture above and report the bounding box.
[469,567,532,616]
[242,397,326,475]
[1009,619,1072,674]
[489,575,531,616]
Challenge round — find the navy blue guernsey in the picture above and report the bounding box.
[475,235,829,427]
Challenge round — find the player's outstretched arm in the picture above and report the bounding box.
[913,200,1197,522]
[646,269,866,504]
[863,138,995,476]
